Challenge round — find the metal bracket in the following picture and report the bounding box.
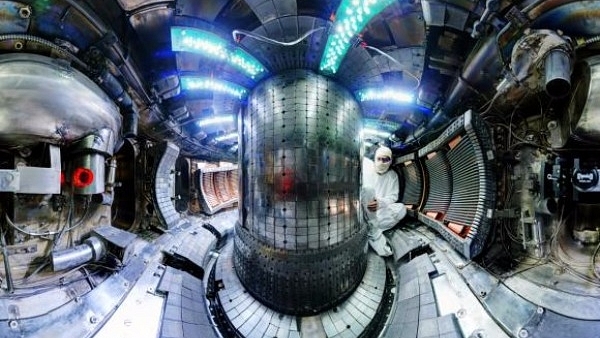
[0,145,61,194]
[494,208,519,218]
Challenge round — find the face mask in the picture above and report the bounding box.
[375,160,391,174]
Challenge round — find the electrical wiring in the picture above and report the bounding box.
[478,88,503,117]
[592,241,600,280]
[362,45,421,90]
[547,214,600,286]
[549,256,600,287]
[232,27,326,46]
[11,261,120,290]
[5,201,90,237]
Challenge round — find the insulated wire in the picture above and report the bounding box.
[593,241,600,280]
[4,198,90,237]
[0,34,88,70]
[232,27,326,46]
[363,45,421,90]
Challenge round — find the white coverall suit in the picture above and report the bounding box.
[362,148,407,256]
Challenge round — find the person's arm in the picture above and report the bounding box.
[376,171,399,208]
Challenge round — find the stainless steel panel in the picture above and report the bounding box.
[17,166,61,194]
[72,153,106,195]
[15,144,61,194]
[567,55,600,144]
[0,53,121,148]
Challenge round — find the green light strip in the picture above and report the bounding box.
[171,26,268,80]
[180,76,248,99]
[319,0,395,74]
[356,87,413,103]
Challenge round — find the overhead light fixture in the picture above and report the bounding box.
[319,0,395,74]
[356,87,414,103]
[215,132,239,142]
[181,76,248,99]
[171,26,268,80]
[197,115,235,127]
[362,127,391,139]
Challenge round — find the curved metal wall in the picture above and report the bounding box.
[0,53,121,148]
[410,110,496,259]
[235,69,367,315]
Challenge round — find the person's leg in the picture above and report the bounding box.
[368,226,392,256]
[361,187,392,257]
[376,202,408,231]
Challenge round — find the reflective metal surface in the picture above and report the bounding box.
[235,69,366,315]
[568,55,600,144]
[544,49,572,97]
[0,53,121,147]
[3,1,600,338]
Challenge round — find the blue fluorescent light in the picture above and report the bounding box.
[229,49,267,80]
[356,87,414,103]
[181,76,247,99]
[319,0,395,74]
[171,27,227,59]
[171,26,268,79]
[215,132,239,142]
[362,127,391,139]
[197,115,235,127]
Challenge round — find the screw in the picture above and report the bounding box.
[19,6,31,19]
[518,328,529,338]
[90,316,98,324]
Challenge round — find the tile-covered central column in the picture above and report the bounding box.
[235,69,367,315]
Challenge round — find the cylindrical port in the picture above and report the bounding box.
[72,153,106,195]
[545,49,572,98]
[535,198,557,215]
[51,236,105,271]
[106,158,117,192]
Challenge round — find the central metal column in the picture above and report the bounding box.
[235,69,367,315]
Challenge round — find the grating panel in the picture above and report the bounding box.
[416,110,496,258]
[422,151,452,218]
[197,166,238,215]
[397,153,425,217]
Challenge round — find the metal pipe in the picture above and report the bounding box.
[96,69,139,138]
[1,230,14,293]
[122,110,139,138]
[535,198,557,215]
[0,34,88,70]
[444,35,502,113]
[51,236,105,271]
[93,157,117,206]
[530,218,547,258]
[544,49,572,98]
[64,0,151,103]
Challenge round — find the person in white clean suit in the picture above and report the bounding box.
[362,146,407,256]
